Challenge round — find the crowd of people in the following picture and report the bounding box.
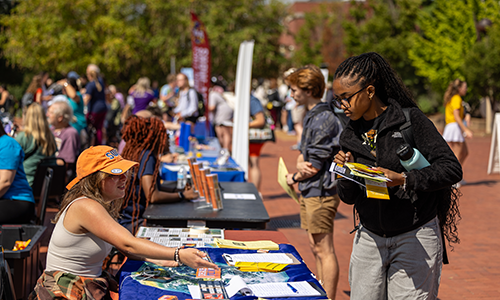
[0,52,471,300]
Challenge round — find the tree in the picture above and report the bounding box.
[408,0,500,94]
[0,0,286,86]
[464,24,500,104]
[194,0,287,79]
[343,0,438,112]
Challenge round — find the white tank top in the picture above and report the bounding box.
[46,197,113,277]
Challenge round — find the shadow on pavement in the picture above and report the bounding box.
[462,180,499,187]
[267,213,346,229]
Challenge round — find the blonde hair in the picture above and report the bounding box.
[23,103,57,156]
[87,64,102,92]
[53,171,123,223]
[134,77,151,97]
[444,79,465,106]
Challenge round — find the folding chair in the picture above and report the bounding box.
[35,168,53,226]
[0,249,16,300]
[32,158,66,204]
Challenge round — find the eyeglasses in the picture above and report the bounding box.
[332,86,368,109]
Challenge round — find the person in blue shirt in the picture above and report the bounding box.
[0,124,35,224]
[248,95,267,191]
[83,64,107,145]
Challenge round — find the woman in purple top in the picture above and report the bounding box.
[129,77,155,114]
[83,64,107,145]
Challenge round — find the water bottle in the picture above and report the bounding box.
[396,143,430,171]
[177,165,187,189]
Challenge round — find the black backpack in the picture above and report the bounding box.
[189,88,206,118]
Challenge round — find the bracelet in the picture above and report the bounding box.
[174,247,183,266]
[401,172,407,191]
[178,191,185,200]
[292,172,299,183]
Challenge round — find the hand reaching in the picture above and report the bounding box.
[179,248,218,269]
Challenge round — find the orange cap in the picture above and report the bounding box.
[66,146,138,190]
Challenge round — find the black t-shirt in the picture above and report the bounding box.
[358,110,387,158]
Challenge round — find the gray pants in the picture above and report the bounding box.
[349,217,442,300]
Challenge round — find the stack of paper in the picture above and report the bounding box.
[344,162,391,182]
[234,262,287,272]
[215,238,279,250]
[225,276,324,298]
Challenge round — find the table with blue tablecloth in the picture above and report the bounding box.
[118,244,326,300]
[160,156,245,182]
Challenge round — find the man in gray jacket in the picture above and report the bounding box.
[285,65,342,300]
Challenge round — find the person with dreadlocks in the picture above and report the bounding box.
[332,52,462,299]
[119,115,198,233]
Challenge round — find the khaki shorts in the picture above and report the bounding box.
[300,194,340,234]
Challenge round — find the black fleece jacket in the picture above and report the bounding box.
[337,99,462,237]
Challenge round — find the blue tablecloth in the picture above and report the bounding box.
[160,157,245,182]
[118,244,326,300]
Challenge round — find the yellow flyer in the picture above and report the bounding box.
[277,157,300,204]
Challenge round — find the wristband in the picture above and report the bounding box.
[401,172,407,191]
[178,191,185,200]
[292,172,299,183]
[174,247,183,266]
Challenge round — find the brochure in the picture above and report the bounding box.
[135,227,224,248]
[214,238,279,250]
[330,162,390,200]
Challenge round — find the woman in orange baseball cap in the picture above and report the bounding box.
[31,145,216,299]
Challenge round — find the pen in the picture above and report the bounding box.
[287,283,298,293]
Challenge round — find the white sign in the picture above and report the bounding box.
[487,113,500,174]
[232,41,254,179]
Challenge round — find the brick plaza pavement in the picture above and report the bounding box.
[257,126,500,300]
[38,118,500,299]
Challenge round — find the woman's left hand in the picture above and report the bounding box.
[375,167,405,187]
[179,248,218,269]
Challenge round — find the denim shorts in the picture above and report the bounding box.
[349,216,443,300]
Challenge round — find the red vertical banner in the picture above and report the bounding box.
[190,12,211,121]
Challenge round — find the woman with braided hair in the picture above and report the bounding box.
[332,52,462,299]
[119,115,198,233]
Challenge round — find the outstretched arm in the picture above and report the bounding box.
[68,199,216,269]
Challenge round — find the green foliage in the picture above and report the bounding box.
[292,4,331,67]
[0,0,286,86]
[343,0,430,106]
[198,0,287,79]
[408,0,499,94]
[464,24,500,103]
